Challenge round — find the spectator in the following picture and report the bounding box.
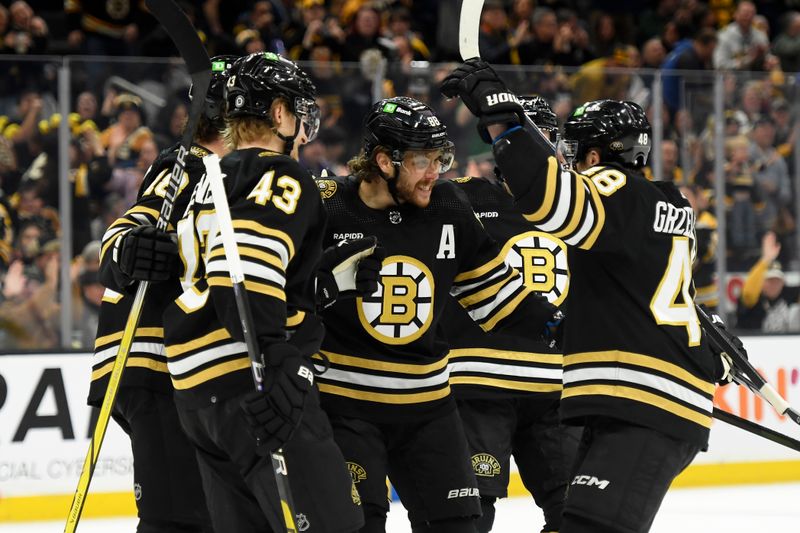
[152,98,188,151]
[478,0,524,65]
[519,7,559,65]
[384,5,431,61]
[590,13,622,59]
[0,236,60,349]
[772,12,800,74]
[552,8,594,67]
[235,1,285,55]
[724,134,760,263]
[99,94,153,166]
[105,136,157,209]
[285,0,342,60]
[568,46,642,104]
[680,183,719,311]
[14,179,59,239]
[637,0,679,45]
[770,98,796,165]
[736,232,800,332]
[5,1,48,55]
[234,28,266,55]
[641,37,666,69]
[341,4,391,62]
[644,139,685,183]
[713,1,771,70]
[72,239,101,348]
[662,27,717,116]
[749,116,792,232]
[65,0,146,56]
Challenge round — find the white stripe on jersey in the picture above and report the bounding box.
[167,340,247,375]
[448,360,562,380]
[563,366,713,413]
[209,231,290,268]
[465,275,525,322]
[206,258,286,287]
[315,366,450,390]
[538,171,573,232]
[565,186,596,245]
[94,342,165,365]
[450,263,512,297]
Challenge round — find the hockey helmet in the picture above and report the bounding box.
[225,52,320,141]
[362,96,454,173]
[188,55,238,124]
[520,95,558,141]
[563,99,651,168]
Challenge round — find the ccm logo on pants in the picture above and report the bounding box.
[571,475,610,490]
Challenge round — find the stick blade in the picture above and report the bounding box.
[146,0,211,75]
[459,0,484,60]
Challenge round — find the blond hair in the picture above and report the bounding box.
[222,98,288,150]
[348,147,389,183]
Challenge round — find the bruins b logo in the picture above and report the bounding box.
[357,256,434,345]
[472,453,501,477]
[501,231,569,305]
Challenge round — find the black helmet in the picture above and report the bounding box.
[362,96,454,171]
[563,99,651,168]
[189,55,238,125]
[225,52,320,141]
[520,95,557,140]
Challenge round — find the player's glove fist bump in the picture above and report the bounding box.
[440,58,524,143]
[240,343,315,454]
[114,225,178,284]
[316,236,386,309]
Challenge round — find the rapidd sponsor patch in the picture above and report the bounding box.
[472,453,501,477]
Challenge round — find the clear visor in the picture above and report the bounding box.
[295,97,321,142]
[559,139,579,168]
[402,142,455,174]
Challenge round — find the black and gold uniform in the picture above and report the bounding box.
[314,97,558,533]
[88,142,211,532]
[164,53,362,533]
[693,209,719,310]
[489,98,718,533]
[443,175,577,533]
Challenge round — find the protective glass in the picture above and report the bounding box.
[294,97,321,141]
[402,142,455,174]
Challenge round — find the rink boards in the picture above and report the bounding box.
[1,336,800,522]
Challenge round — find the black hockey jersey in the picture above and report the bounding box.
[693,210,718,310]
[87,144,207,406]
[316,175,557,422]
[162,148,325,407]
[495,128,718,446]
[443,176,565,399]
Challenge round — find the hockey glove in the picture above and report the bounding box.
[240,343,315,454]
[113,225,178,285]
[316,236,387,309]
[705,309,747,384]
[440,58,525,143]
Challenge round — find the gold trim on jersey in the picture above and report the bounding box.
[171,358,251,390]
[208,245,285,272]
[101,288,125,304]
[562,384,712,428]
[523,157,559,223]
[207,277,286,301]
[316,383,451,404]
[165,328,231,357]
[579,178,606,249]
[232,220,295,260]
[563,351,715,395]
[287,310,306,327]
[481,285,533,331]
[91,356,169,381]
[457,269,517,308]
[454,251,507,283]
[316,350,449,374]
[553,174,586,239]
[94,327,164,350]
[449,376,562,392]
[449,348,562,364]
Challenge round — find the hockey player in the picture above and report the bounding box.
[162,52,366,532]
[442,95,578,533]
[442,59,740,532]
[88,55,238,533]
[314,96,562,533]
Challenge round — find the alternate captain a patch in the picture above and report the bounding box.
[472,453,501,477]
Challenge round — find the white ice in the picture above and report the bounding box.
[2,482,799,532]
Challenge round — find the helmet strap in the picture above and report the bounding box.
[276,119,301,156]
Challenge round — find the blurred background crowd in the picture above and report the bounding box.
[0,0,799,350]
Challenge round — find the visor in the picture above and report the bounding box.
[295,97,320,142]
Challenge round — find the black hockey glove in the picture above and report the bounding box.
[316,236,387,309]
[705,309,747,384]
[440,58,525,143]
[113,225,178,285]
[240,343,315,454]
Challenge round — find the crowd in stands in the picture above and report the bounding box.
[0,0,799,348]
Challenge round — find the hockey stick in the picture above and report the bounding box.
[203,154,299,533]
[713,408,800,452]
[63,2,210,531]
[697,305,800,426]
